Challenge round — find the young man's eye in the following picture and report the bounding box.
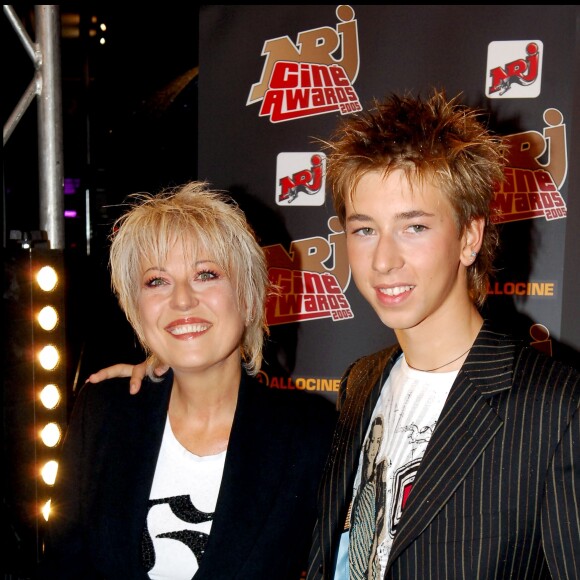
[409,224,427,233]
[352,226,374,236]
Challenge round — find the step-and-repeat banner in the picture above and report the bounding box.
[198,5,580,401]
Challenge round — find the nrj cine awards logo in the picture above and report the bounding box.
[247,5,362,122]
[264,216,353,325]
[493,108,568,223]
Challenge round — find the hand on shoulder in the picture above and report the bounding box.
[86,361,168,394]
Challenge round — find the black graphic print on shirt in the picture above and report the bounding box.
[142,493,214,575]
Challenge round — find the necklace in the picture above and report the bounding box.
[405,346,472,373]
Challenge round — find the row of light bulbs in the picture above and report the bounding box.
[35,264,64,521]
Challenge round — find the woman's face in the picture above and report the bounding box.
[137,240,245,375]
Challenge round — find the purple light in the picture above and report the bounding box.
[64,177,81,195]
[64,210,77,218]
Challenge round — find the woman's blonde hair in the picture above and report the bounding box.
[109,181,271,376]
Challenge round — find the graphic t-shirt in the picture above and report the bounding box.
[143,417,226,580]
[335,355,457,580]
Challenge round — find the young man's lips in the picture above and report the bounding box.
[377,284,415,297]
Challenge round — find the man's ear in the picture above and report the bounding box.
[460,217,485,266]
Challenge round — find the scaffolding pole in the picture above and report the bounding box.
[3,4,64,249]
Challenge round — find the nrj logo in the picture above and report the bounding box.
[486,40,543,98]
[247,5,362,123]
[492,108,568,223]
[264,216,353,325]
[276,152,326,206]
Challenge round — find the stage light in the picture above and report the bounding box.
[40,423,62,448]
[38,306,59,331]
[41,500,52,521]
[5,245,69,558]
[39,384,61,409]
[38,345,60,370]
[31,251,68,521]
[36,265,58,291]
[41,461,59,486]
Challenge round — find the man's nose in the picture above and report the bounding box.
[372,235,403,273]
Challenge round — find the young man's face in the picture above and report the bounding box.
[344,169,476,335]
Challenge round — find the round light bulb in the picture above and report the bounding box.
[39,345,59,370]
[41,460,59,485]
[40,422,62,447]
[38,306,58,331]
[40,384,61,409]
[37,266,58,292]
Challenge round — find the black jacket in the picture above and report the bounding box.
[41,369,337,579]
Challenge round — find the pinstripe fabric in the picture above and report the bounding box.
[307,322,580,580]
[349,476,379,579]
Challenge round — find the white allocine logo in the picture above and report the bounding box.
[486,40,543,99]
[276,152,326,206]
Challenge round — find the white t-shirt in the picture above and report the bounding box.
[335,355,457,580]
[144,417,226,580]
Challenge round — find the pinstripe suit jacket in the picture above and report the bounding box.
[307,321,580,579]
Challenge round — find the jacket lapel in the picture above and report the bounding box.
[386,323,519,568]
[196,374,293,579]
[319,345,400,574]
[102,374,172,574]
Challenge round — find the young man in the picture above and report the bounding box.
[305,89,579,579]
[88,90,579,579]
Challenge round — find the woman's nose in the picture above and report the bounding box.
[170,281,198,310]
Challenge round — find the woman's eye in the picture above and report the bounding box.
[145,277,166,287]
[197,269,219,282]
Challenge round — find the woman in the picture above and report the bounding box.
[40,181,337,580]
